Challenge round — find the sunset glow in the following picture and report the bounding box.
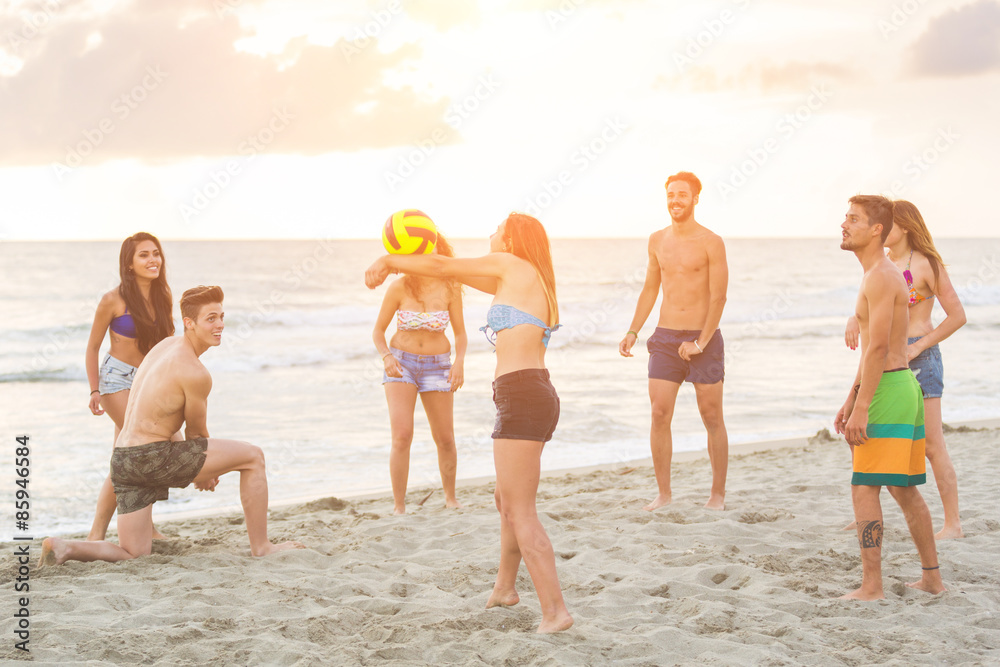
[1,0,996,239]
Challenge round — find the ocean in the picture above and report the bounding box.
[2,237,998,538]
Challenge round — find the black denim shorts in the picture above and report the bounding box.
[491,368,560,442]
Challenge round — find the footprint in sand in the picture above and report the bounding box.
[647,584,670,598]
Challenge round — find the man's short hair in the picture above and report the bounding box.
[181,285,224,321]
[848,195,894,243]
[665,171,702,197]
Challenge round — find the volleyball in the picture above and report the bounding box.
[382,210,437,255]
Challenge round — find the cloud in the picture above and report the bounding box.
[909,0,1000,76]
[656,60,854,95]
[0,0,456,166]
[403,0,481,31]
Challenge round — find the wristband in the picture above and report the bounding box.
[626,331,637,337]
[381,351,393,361]
[693,340,702,353]
[853,383,860,395]
[90,389,100,395]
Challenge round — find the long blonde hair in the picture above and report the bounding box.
[503,213,559,326]
[893,200,943,286]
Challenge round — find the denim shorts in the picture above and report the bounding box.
[491,368,560,442]
[99,354,137,395]
[647,328,724,384]
[908,336,943,399]
[382,348,452,392]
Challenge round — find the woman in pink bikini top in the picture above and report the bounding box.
[845,200,967,540]
[372,233,467,515]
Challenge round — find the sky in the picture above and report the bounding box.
[0,0,998,240]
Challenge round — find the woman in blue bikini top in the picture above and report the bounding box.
[366,213,573,633]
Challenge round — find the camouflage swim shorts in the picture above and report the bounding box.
[110,438,209,514]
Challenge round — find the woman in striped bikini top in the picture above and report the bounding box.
[371,233,468,515]
[396,309,450,332]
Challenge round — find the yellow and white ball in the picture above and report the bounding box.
[382,210,437,255]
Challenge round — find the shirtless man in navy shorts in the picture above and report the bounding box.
[620,171,730,510]
[40,285,304,564]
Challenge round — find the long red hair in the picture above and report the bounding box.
[893,200,944,287]
[502,213,559,326]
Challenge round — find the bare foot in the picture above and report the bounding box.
[642,494,671,511]
[905,574,946,595]
[393,506,406,515]
[842,521,857,531]
[445,498,463,509]
[38,537,70,567]
[486,590,519,608]
[838,586,885,600]
[705,495,725,510]
[252,541,306,557]
[537,612,574,634]
[935,526,964,540]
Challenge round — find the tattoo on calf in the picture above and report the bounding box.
[857,520,883,549]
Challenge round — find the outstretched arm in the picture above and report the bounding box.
[620,236,662,357]
[366,253,505,294]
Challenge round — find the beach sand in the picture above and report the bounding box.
[5,425,1000,665]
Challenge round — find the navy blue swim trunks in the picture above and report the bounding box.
[647,328,724,384]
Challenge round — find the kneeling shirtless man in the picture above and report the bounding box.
[41,285,304,564]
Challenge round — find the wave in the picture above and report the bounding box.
[0,322,91,342]
[0,367,82,383]
[220,305,381,330]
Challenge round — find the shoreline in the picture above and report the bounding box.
[15,419,1000,663]
[104,417,1000,531]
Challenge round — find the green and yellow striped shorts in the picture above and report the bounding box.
[852,369,926,487]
